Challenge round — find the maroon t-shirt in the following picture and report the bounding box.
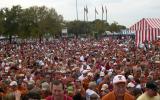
[46,95,73,100]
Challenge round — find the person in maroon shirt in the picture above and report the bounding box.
[46,80,72,100]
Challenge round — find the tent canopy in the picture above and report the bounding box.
[129,18,160,46]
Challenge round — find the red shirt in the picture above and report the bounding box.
[46,95,73,100]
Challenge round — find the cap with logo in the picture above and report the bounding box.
[113,75,127,84]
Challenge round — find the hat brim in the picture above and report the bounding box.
[101,88,106,90]
[42,88,47,90]
[114,81,126,84]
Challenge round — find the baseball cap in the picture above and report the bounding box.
[10,81,18,86]
[146,81,158,91]
[28,80,35,85]
[128,75,134,80]
[41,82,49,91]
[113,75,127,84]
[108,71,112,76]
[101,84,108,90]
[100,71,105,77]
[127,82,135,88]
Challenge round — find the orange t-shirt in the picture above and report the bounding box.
[82,78,90,90]
[102,91,135,100]
[18,86,28,95]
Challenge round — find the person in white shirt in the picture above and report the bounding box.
[86,82,100,100]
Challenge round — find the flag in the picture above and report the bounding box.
[95,8,98,15]
[86,5,88,14]
[84,7,86,12]
[102,5,104,14]
[85,5,88,21]
[105,6,107,22]
[105,6,107,14]
[84,7,86,21]
[102,5,104,20]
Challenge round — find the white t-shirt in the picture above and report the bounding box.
[80,65,91,73]
[78,74,85,81]
[80,56,85,62]
[86,89,100,100]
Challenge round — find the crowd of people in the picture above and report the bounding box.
[0,37,160,100]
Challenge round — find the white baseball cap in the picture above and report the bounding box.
[101,84,108,90]
[128,75,134,80]
[108,72,112,76]
[100,71,105,76]
[113,75,126,84]
[10,81,18,86]
[127,82,135,88]
[42,82,49,90]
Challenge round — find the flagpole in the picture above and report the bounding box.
[105,6,107,23]
[95,8,96,20]
[84,7,86,21]
[102,5,104,21]
[76,0,78,20]
[86,13,88,21]
[86,5,88,21]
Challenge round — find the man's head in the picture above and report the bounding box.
[113,75,127,97]
[146,81,158,97]
[88,82,97,90]
[52,80,64,98]
[90,93,99,100]
[41,82,49,91]
[9,81,18,89]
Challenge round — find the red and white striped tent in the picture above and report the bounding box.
[129,18,160,46]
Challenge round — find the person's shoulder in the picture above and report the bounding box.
[102,91,115,100]
[65,95,73,100]
[136,93,145,100]
[125,92,135,100]
[46,96,52,100]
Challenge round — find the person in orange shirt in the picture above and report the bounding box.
[82,72,93,91]
[17,81,28,96]
[102,75,135,100]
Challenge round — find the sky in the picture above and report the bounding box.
[0,0,160,27]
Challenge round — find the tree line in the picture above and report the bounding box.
[0,5,126,42]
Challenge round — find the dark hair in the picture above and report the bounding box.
[90,93,99,100]
[52,80,62,85]
[135,79,141,84]
[52,80,64,90]
[23,91,41,100]
[132,88,143,98]
[73,93,85,100]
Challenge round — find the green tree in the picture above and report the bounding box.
[108,21,126,32]
[0,8,5,35]
[26,6,63,41]
[3,5,23,43]
[0,5,63,42]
